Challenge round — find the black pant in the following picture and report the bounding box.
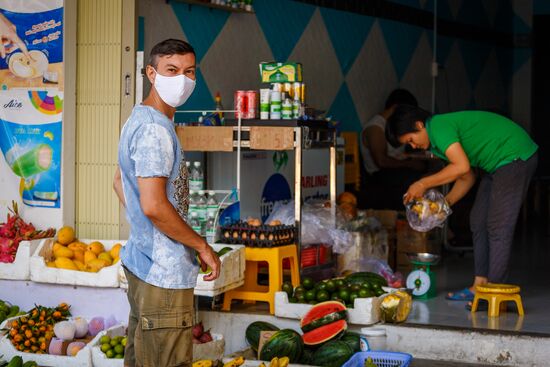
[470,153,538,283]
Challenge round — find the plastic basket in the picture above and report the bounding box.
[342,351,412,367]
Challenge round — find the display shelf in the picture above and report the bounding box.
[168,0,254,13]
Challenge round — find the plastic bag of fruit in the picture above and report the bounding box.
[405,189,451,232]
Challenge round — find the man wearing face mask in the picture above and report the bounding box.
[113,39,220,367]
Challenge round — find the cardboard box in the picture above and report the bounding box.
[363,209,398,270]
[259,62,303,83]
[396,219,442,273]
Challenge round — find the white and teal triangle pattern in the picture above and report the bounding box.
[138,0,531,130]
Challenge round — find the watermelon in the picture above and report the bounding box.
[299,348,314,365]
[301,301,348,346]
[345,271,387,286]
[340,331,361,352]
[259,329,303,363]
[245,321,279,352]
[311,340,354,367]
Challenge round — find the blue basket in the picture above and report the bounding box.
[342,351,413,367]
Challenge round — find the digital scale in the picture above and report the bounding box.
[405,252,440,299]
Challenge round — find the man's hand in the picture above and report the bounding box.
[0,13,30,59]
[197,244,221,281]
[404,180,427,203]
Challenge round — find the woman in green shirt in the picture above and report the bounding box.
[386,105,538,306]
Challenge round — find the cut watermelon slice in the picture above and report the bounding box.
[300,301,346,328]
[302,319,348,345]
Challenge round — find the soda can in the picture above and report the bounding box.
[245,90,258,119]
[234,90,248,119]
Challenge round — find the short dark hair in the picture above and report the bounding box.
[385,89,418,109]
[386,105,432,147]
[148,39,195,68]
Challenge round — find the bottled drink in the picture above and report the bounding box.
[215,91,224,124]
[206,191,219,218]
[189,212,201,235]
[205,212,216,243]
[188,190,198,219]
[185,161,191,177]
[190,161,204,191]
[197,190,207,230]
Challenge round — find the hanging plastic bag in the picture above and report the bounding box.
[405,189,451,232]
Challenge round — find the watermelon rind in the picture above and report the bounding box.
[340,331,361,352]
[300,301,346,328]
[302,319,347,346]
[311,340,354,367]
[301,310,348,332]
[245,321,280,352]
[259,329,303,363]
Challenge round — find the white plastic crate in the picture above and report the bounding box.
[274,292,380,325]
[91,324,126,367]
[30,239,125,288]
[119,243,245,296]
[0,239,45,280]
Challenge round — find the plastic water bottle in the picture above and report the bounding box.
[188,190,198,219]
[185,161,191,177]
[205,212,216,243]
[189,212,201,235]
[190,161,204,191]
[206,191,219,218]
[197,190,207,232]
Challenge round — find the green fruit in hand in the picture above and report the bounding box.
[99,335,111,345]
[106,349,115,358]
[114,344,125,354]
[101,343,112,353]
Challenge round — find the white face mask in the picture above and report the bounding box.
[153,69,196,108]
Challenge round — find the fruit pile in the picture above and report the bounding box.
[45,226,122,272]
[0,299,25,325]
[7,303,71,354]
[192,321,213,344]
[283,272,387,308]
[0,201,55,263]
[245,301,360,367]
[0,355,38,367]
[98,334,127,359]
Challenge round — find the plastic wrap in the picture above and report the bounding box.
[265,200,352,253]
[405,189,452,232]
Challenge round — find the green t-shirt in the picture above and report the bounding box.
[426,111,538,173]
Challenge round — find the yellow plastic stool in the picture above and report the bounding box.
[471,283,524,317]
[222,244,300,314]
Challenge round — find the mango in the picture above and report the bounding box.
[73,249,85,263]
[110,243,122,259]
[55,257,78,271]
[52,242,64,252]
[54,246,74,259]
[68,241,87,252]
[85,259,107,273]
[74,260,86,271]
[98,252,113,266]
[57,226,75,245]
[46,261,57,268]
[87,241,104,256]
[84,250,97,264]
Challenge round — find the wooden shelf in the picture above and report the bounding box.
[169,0,255,13]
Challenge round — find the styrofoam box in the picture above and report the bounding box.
[0,316,94,367]
[91,324,126,367]
[119,243,245,296]
[30,238,126,288]
[0,239,47,280]
[275,292,380,325]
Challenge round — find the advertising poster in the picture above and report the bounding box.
[0,0,64,211]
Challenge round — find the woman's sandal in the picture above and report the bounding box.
[445,287,475,301]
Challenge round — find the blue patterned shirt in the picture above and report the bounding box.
[118,105,198,289]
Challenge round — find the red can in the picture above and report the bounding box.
[245,90,258,119]
[234,90,248,119]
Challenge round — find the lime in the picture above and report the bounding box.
[121,337,127,347]
[282,282,293,297]
[358,288,372,298]
[349,292,359,305]
[335,279,346,290]
[106,349,115,358]
[294,285,305,293]
[114,344,125,355]
[110,339,119,347]
[289,297,298,303]
[316,290,330,302]
[99,335,111,345]
[302,277,314,290]
[338,289,350,302]
[375,289,385,297]
[325,280,336,292]
[305,289,317,302]
[315,282,328,292]
[296,293,306,303]
[331,293,341,301]
[101,343,111,353]
[294,290,304,299]
[350,284,362,292]
[362,281,373,290]
[115,354,124,359]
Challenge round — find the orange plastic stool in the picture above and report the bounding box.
[222,244,300,314]
[471,283,524,317]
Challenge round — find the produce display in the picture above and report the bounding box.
[220,218,296,247]
[0,201,55,263]
[0,299,25,325]
[44,226,122,272]
[0,355,38,367]
[283,272,387,308]
[301,301,348,346]
[258,329,303,363]
[192,321,214,344]
[98,334,127,359]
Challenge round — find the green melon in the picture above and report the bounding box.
[340,331,361,352]
[259,329,303,363]
[311,340,354,367]
[245,321,279,352]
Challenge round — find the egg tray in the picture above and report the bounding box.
[219,222,296,247]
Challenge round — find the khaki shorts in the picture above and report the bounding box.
[124,267,194,367]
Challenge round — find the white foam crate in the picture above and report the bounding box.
[0,316,93,367]
[0,239,46,280]
[119,243,245,296]
[30,238,125,288]
[91,324,126,367]
[274,292,380,325]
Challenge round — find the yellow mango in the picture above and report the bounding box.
[54,246,74,259]
[57,226,75,245]
[85,258,107,273]
[110,243,122,259]
[68,241,87,252]
[46,261,57,268]
[73,249,85,263]
[97,252,113,266]
[55,257,78,271]
[52,242,64,252]
[87,241,104,256]
[84,250,97,264]
[113,257,120,264]
[74,260,87,271]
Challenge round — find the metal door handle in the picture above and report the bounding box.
[125,74,131,96]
